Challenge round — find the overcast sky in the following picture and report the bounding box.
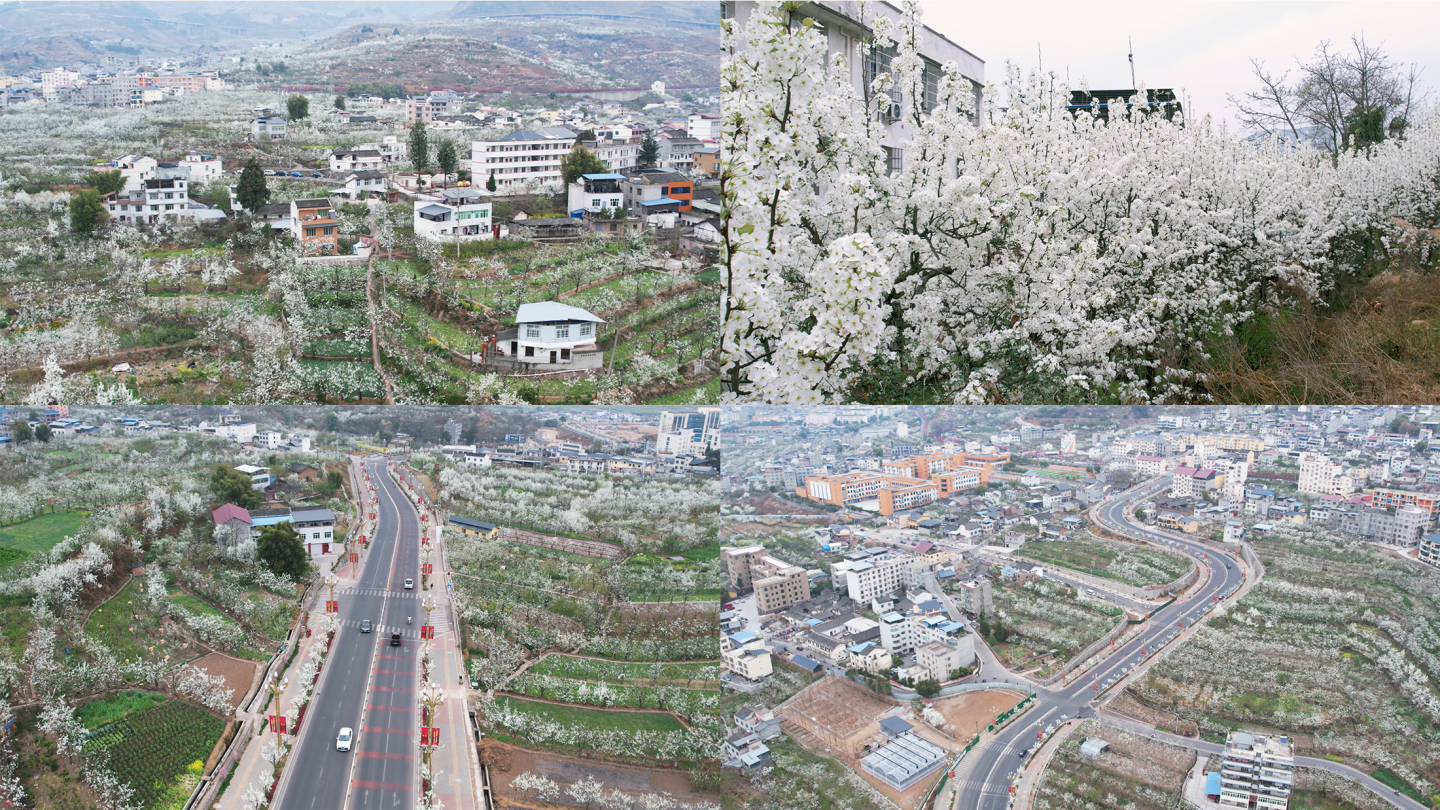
[919,1,1439,133]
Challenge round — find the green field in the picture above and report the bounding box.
[84,578,170,663]
[0,511,88,569]
[84,698,225,810]
[492,695,685,734]
[77,690,169,730]
[167,586,237,627]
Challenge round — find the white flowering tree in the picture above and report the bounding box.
[721,0,1440,403]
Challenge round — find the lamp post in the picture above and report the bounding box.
[264,673,290,735]
[418,681,445,797]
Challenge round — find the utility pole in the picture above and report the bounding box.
[1128,37,1137,90]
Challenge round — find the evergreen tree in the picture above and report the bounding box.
[485,170,497,193]
[11,421,33,443]
[639,134,660,167]
[409,120,430,175]
[68,189,106,233]
[436,139,458,186]
[334,95,346,110]
[33,423,52,443]
[235,158,270,212]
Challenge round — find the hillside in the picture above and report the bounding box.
[0,0,721,87]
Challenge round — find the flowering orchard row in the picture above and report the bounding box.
[721,1,1440,403]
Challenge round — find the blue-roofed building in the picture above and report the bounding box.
[790,654,823,672]
[725,630,760,650]
[1204,771,1222,800]
[568,173,626,215]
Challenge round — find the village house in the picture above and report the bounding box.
[328,149,384,172]
[291,198,340,253]
[413,187,493,241]
[486,301,605,371]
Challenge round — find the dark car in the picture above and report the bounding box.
[360,620,372,633]
[390,633,401,647]
[311,172,323,178]
[289,171,304,177]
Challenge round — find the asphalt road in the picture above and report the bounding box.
[277,458,420,810]
[956,476,1245,810]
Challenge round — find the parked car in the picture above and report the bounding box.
[311,172,323,178]
[289,171,304,177]
[336,727,353,751]
[359,620,372,633]
[263,170,276,176]
[404,578,414,590]
[390,633,401,647]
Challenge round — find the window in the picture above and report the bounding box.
[561,348,571,361]
[324,226,334,235]
[921,61,941,113]
[524,346,535,357]
[580,323,593,338]
[555,325,569,340]
[526,325,540,339]
[884,146,904,176]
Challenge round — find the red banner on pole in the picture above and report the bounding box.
[279,716,287,735]
[269,715,278,733]
[351,553,359,563]
[419,728,430,746]
[430,727,440,744]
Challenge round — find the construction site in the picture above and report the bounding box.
[775,676,961,807]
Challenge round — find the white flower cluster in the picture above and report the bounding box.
[484,699,716,761]
[721,1,1440,402]
[175,663,236,715]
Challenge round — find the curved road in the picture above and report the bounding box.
[955,476,1245,810]
[956,475,1425,810]
[277,458,420,810]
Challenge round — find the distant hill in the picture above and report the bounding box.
[0,0,720,87]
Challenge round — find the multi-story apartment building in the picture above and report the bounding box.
[583,137,642,173]
[837,555,907,603]
[40,67,80,99]
[1298,453,1355,496]
[659,408,722,452]
[1329,505,1429,547]
[952,578,994,615]
[1218,731,1294,810]
[750,554,809,614]
[567,173,626,214]
[1421,532,1440,568]
[470,128,575,193]
[1365,487,1438,519]
[104,176,191,224]
[878,477,940,514]
[723,545,767,591]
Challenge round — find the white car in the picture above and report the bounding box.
[404,578,414,590]
[336,727,353,751]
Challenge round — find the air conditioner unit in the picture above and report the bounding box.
[882,102,903,121]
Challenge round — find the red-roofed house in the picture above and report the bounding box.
[212,503,252,546]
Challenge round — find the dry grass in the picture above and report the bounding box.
[1204,262,1440,403]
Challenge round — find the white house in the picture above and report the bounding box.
[470,127,575,194]
[693,218,723,243]
[356,136,408,165]
[251,117,287,140]
[566,173,626,215]
[490,301,605,370]
[233,464,271,490]
[334,170,387,198]
[180,152,224,183]
[105,176,192,224]
[413,187,492,241]
[687,113,720,140]
[328,149,384,172]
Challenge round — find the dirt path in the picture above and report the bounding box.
[364,248,397,404]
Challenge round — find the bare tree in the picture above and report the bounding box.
[1231,33,1431,156]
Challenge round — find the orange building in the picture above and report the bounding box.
[800,472,941,516]
[292,198,340,253]
[1365,488,1438,519]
